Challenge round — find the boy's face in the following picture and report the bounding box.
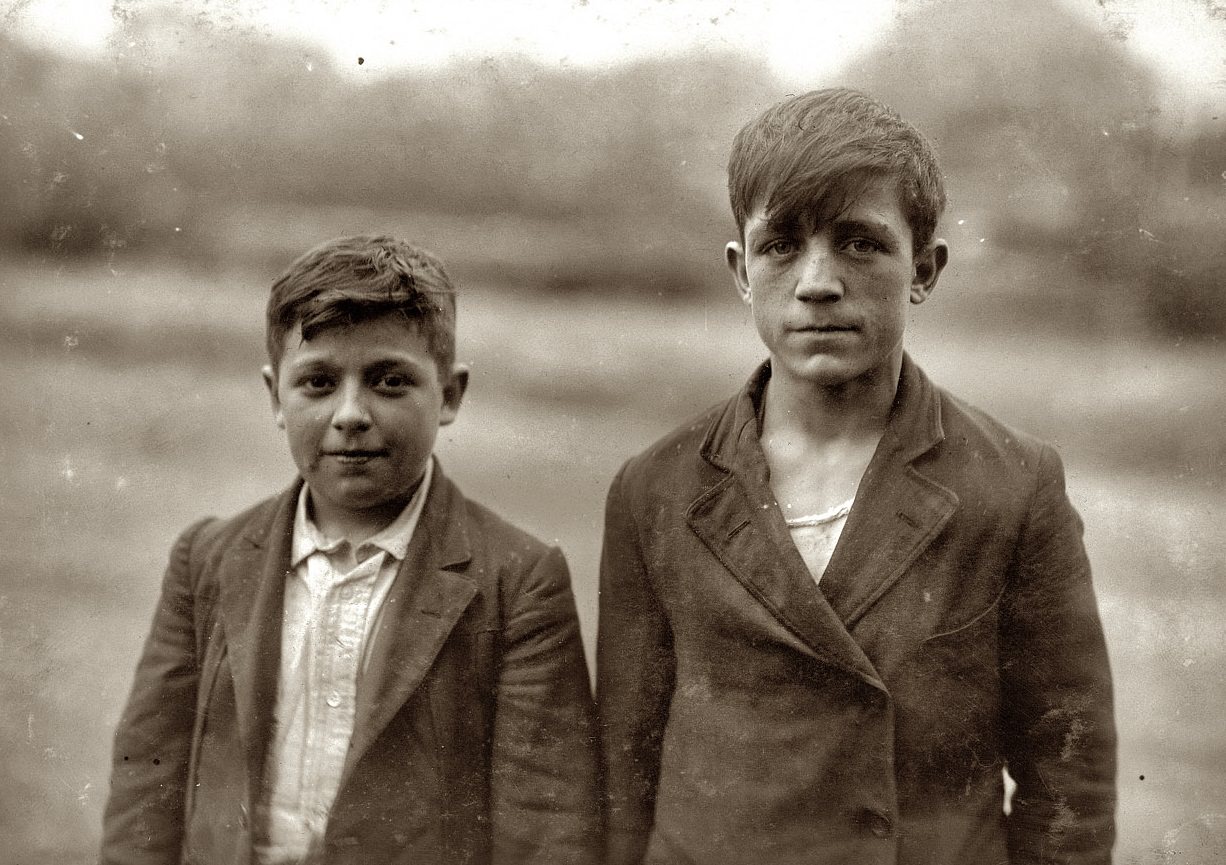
[725,178,947,391]
[263,314,468,538]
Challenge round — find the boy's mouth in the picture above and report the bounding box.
[324,449,388,464]
[795,323,857,333]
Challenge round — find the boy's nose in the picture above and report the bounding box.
[331,383,373,431]
[795,246,843,301]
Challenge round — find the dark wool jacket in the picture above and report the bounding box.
[103,463,601,865]
[597,355,1117,865]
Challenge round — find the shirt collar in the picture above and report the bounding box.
[291,458,435,567]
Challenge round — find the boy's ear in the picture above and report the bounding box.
[910,238,949,305]
[262,365,286,429]
[725,241,752,305]
[438,363,470,427]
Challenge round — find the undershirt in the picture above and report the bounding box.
[784,497,853,584]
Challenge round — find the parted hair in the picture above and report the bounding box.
[727,87,946,249]
[266,234,457,374]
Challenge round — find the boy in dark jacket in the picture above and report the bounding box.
[597,88,1117,865]
[104,235,600,865]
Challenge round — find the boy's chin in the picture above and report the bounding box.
[773,349,901,391]
[775,354,859,385]
[338,483,421,513]
[307,477,426,531]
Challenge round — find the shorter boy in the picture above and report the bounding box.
[597,89,1116,863]
[103,236,600,864]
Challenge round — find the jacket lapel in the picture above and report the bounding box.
[689,357,961,682]
[688,366,882,687]
[216,484,298,796]
[818,356,959,627]
[344,467,478,775]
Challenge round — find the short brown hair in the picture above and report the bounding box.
[727,88,946,249]
[266,235,457,374]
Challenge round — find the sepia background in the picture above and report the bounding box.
[2,0,1224,861]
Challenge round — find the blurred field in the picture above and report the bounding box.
[2,256,1225,864]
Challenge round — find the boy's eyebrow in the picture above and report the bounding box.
[286,353,434,375]
[363,356,433,374]
[830,216,901,238]
[750,214,900,243]
[747,216,800,242]
[285,355,336,371]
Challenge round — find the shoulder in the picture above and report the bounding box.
[937,386,1046,458]
[612,397,732,502]
[190,489,284,548]
[170,486,296,580]
[433,475,579,623]
[428,469,564,583]
[926,379,1067,503]
[459,494,560,569]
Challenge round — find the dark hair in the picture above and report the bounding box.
[727,88,946,249]
[266,235,457,374]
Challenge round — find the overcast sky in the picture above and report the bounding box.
[5,0,1224,98]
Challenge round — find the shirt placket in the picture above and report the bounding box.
[299,550,383,836]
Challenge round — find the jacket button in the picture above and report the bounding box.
[865,809,893,838]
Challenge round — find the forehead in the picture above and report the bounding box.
[747,178,909,238]
[280,314,431,366]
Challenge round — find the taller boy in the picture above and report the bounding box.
[597,89,1117,863]
[103,236,600,864]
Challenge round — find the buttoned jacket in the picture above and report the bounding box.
[597,356,1116,865]
[103,464,601,865]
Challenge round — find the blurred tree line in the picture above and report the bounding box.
[0,5,770,298]
[849,0,1226,338]
[1,0,1222,335]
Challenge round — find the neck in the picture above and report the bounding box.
[307,487,420,547]
[761,357,901,446]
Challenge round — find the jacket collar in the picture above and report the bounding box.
[216,460,477,797]
[689,355,957,685]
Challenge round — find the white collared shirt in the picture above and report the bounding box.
[255,460,433,865]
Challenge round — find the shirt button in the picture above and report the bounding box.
[326,692,341,708]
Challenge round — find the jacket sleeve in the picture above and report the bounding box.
[101,519,209,865]
[489,544,603,865]
[596,465,676,865]
[1000,445,1117,864]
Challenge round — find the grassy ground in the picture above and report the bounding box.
[1,257,1224,863]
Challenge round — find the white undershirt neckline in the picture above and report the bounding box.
[783,497,854,528]
[783,496,854,585]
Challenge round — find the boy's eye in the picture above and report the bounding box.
[302,374,334,391]
[763,239,798,256]
[375,373,411,391]
[844,237,881,255]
